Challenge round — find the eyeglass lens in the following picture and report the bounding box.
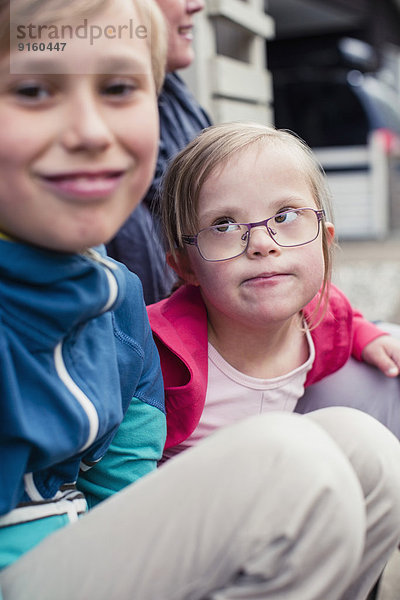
[197,208,320,261]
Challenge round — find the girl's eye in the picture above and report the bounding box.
[274,213,288,224]
[213,217,235,233]
[212,218,239,233]
[213,217,235,226]
[274,210,299,225]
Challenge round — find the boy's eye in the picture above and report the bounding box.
[14,82,51,102]
[101,79,138,99]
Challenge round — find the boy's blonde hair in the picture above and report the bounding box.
[161,121,335,311]
[0,0,167,93]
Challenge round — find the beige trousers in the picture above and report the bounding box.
[2,407,400,600]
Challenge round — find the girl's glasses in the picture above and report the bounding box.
[182,208,326,262]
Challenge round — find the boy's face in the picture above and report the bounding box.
[0,0,159,252]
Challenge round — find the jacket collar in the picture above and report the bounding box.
[148,285,209,449]
[0,239,125,349]
[148,285,208,386]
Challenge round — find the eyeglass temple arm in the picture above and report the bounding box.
[181,235,197,245]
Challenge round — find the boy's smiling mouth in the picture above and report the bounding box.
[37,170,126,200]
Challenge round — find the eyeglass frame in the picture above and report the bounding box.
[181,207,326,262]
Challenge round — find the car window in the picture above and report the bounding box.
[273,80,369,147]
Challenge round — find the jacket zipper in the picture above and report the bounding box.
[54,251,119,452]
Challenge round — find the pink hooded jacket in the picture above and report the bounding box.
[147,284,384,449]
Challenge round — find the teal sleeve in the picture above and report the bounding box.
[77,398,166,508]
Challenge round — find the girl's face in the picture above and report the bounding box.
[155,0,204,71]
[0,0,159,252]
[173,143,334,332]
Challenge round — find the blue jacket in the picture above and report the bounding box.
[0,239,166,567]
[106,73,212,305]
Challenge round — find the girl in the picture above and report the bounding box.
[147,121,400,454]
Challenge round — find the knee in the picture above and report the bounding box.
[308,407,400,537]
[216,414,366,582]
[215,412,367,514]
[307,407,400,492]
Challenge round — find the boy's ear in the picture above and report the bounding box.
[167,249,199,286]
[325,222,335,245]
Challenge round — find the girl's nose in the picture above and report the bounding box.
[61,92,113,153]
[246,226,281,257]
[187,0,205,15]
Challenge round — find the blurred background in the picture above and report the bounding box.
[181,0,400,324]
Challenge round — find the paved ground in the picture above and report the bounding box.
[333,236,400,325]
[378,551,400,600]
[334,235,400,599]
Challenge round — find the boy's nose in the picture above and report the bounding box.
[61,95,113,153]
[246,226,281,257]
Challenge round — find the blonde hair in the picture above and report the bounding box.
[1,0,167,93]
[161,121,335,318]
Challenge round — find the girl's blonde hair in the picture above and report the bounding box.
[161,121,335,316]
[1,0,167,93]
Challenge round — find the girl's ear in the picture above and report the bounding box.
[325,221,335,245]
[167,249,200,286]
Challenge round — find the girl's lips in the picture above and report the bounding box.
[39,171,125,200]
[242,273,290,285]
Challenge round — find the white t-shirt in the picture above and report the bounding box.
[163,324,315,460]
